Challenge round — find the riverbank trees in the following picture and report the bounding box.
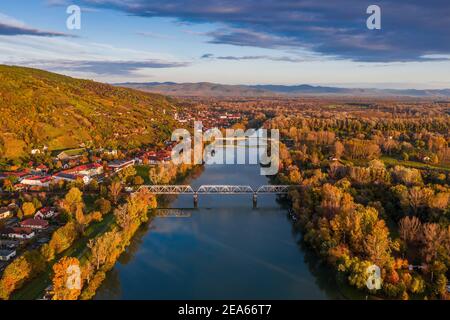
[267,102,450,299]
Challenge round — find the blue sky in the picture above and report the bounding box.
[0,0,449,88]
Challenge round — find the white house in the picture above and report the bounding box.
[21,175,53,188]
[35,207,57,220]
[0,250,16,261]
[108,159,135,173]
[2,227,35,240]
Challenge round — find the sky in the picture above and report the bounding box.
[0,0,449,89]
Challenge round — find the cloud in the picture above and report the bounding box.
[76,0,450,62]
[0,13,72,37]
[200,53,214,59]
[201,53,305,63]
[136,31,174,40]
[17,59,189,76]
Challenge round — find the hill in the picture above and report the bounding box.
[117,82,450,98]
[0,65,178,160]
[115,82,276,97]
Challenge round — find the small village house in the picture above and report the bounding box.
[0,249,16,261]
[20,218,49,230]
[1,227,35,240]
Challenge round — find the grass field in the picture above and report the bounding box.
[380,156,450,172]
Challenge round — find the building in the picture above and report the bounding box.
[0,208,12,220]
[20,175,53,188]
[20,218,49,230]
[1,227,35,240]
[53,172,90,185]
[35,207,57,220]
[0,239,19,249]
[0,169,30,181]
[53,163,102,185]
[0,249,16,261]
[64,163,103,177]
[34,164,49,173]
[55,148,85,161]
[108,159,135,173]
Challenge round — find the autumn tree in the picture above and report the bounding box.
[108,181,122,205]
[118,165,137,183]
[95,198,111,215]
[364,220,392,267]
[74,203,86,234]
[399,216,422,244]
[21,202,35,218]
[0,250,45,299]
[61,187,84,216]
[48,221,79,254]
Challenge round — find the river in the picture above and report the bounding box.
[95,139,344,299]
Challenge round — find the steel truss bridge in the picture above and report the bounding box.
[138,185,291,207]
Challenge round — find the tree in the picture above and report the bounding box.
[108,181,122,205]
[2,179,14,192]
[288,166,302,184]
[118,165,136,182]
[52,257,81,300]
[399,216,422,244]
[48,221,79,254]
[88,231,122,271]
[88,236,109,271]
[114,204,131,231]
[364,220,392,267]
[0,250,46,300]
[95,198,111,215]
[420,223,445,264]
[61,187,83,216]
[133,175,144,186]
[21,202,35,218]
[333,141,344,159]
[74,203,86,233]
[408,187,433,215]
[40,243,55,262]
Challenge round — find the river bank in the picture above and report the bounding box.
[95,145,345,299]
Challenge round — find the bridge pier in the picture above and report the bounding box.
[253,193,258,208]
[193,193,199,208]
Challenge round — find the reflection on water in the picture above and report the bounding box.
[95,146,344,300]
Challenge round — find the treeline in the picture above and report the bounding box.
[267,112,450,165]
[52,188,157,300]
[0,188,107,299]
[48,162,197,300]
[276,142,450,299]
[267,101,450,299]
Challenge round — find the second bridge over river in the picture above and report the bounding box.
[138,185,291,207]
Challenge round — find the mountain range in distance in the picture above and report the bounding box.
[115,82,450,98]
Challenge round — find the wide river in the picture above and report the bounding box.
[95,141,344,299]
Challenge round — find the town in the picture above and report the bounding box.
[0,105,250,288]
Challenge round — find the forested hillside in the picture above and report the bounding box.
[0,65,178,160]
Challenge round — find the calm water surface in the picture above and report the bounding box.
[95,144,343,299]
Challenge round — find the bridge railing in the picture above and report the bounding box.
[139,185,292,195]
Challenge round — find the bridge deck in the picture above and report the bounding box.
[139,185,291,195]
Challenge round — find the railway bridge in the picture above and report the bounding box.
[138,185,291,207]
